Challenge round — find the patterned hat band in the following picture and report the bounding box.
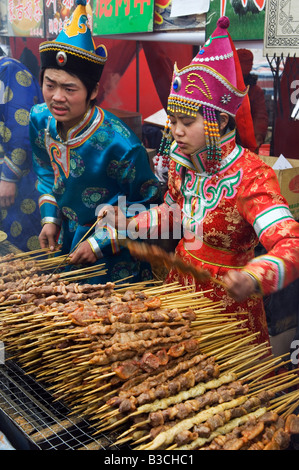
[40,42,107,81]
[167,96,201,117]
[39,42,107,66]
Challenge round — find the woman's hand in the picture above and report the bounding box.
[39,223,60,251]
[223,270,259,302]
[68,240,97,265]
[0,181,17,208]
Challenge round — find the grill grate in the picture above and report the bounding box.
[0,359,120,450]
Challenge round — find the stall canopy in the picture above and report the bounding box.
[4,0,266,149]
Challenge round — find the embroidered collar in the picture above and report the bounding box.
[170,128,243,177]
[47,106,104,145]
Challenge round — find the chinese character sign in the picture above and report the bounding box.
[7,0,44,37]
[45,0,73,38]
[93,0,155,35]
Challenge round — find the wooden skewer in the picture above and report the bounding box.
[116,418,150,441]
[80,382,112,396]
[199,320,245,340]
[269,388,299,415]
[270,378,299,397]
[94,413,129,434]
[44,211,107,280]
[113,434,139,446]
[200,333,248,356]
[240,357,290,383]
[25,250,62,261]
[98,408,120,421]
[281,392,299,418]
[130,433,152,448]
[219,341,269,367]
[166,444,178,450]
[249,369,297,393]
[141,281,189,293]
[6,247,52,259]
[64,270,107,282]
[36,254,69,267]
[221,348,272,375]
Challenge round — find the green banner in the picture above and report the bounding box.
[206,0,266,41]
[93,0,155,35]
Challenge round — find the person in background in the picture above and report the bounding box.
[237,48,269,151]
[29,0,160,284]
[20,42,40,81]
[0,55,43,251]
[99,17,299,348]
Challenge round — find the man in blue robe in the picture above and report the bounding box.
[0,56,43,251]
[29,0,161,284]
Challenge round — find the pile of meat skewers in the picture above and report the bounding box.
[0,251,299,451]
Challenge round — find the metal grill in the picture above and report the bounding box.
[0,359,119,450]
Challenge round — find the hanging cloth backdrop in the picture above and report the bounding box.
[97,39,194,112]
[273,57,299,160]
[97,38,257,154]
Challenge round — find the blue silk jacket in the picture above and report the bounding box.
[29,103,160,283]
[0,57,43,251]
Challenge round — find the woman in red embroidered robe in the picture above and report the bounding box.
[134,124,299,346]
[99,17,299,346]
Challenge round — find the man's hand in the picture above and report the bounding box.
[223,270,259,302]
[39,223,60,251]
[68,240,97,265]
[0,181,17,208]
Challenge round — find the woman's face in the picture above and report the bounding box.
[168,111,206,156]
[169,110,228,156]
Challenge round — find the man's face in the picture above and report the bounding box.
[42,68,98,132]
